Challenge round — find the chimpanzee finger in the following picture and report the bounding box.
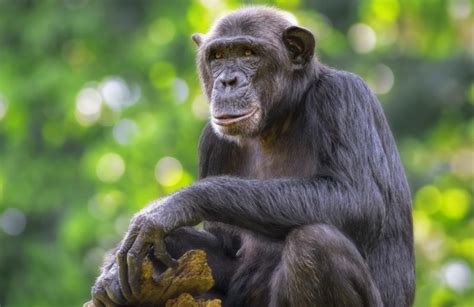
[92,297,105,307]
[153,234,178,270]
[92,285,117,307]
[127,231,150,298]
[100,296,117,307]
[117,230,138,302]
[104,276,127,306]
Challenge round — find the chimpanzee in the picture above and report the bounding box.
[90,6,415,307]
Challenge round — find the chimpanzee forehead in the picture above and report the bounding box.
[208,7,296,40]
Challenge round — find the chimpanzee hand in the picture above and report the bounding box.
[91,262,127,307]
[116,197,198,302]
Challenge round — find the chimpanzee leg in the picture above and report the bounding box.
[269,224,383,307]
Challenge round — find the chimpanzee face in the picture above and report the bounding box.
[193,8,315,139]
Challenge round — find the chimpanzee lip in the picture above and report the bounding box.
[212,108,258,126]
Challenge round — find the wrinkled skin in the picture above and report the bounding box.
[90,7,414,307]
[91,252,127,306]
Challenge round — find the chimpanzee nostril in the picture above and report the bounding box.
[221,75,238,88]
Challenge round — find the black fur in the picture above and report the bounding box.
[90,7,414,307]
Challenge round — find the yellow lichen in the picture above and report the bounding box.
[84,250,220,307]
[165,293,221,307]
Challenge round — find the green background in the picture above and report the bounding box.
[0,0,472,306]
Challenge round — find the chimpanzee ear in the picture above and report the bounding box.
[192,33,204,47]
[282,26,315,66]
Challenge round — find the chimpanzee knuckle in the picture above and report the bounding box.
[146,222,160,234]
[108,263,119,275]
[140,211,154,223]
[138,215,161,233]
[136,214,158,232]
[117,249,128,262]
[92,298,105,307]
[105,281,126,305]
[135,214,145,224]
[101,270,116,284]
[142,213,156,225]
[127,251,138,263]
[129,214,144,228]
[108,279,121,293]
[91,282,106,298]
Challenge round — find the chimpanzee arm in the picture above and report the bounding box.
[164,175,383,242]
[160,72,388,243]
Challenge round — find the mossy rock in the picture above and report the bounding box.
[84,250,221,307]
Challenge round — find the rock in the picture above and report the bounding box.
[84,250,221,307]
[165,293,221,307]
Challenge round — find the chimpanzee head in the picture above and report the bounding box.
[193,7,316,139]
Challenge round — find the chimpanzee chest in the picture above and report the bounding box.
[237,141,317,179]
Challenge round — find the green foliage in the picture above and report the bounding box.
[0,0,472,306]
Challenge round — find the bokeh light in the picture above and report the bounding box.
[413,211,432,243]
[198,0,228,13]
[75,78,140,126]
[0,208,27,236]
[450,148,474,178]
[441,260,472,291]
[148,18,176,46]
[155,156,183,187]
[421,232,446,262]
[367,64,395,95]
[96,153,126,183]
[75,87,102,126]
[112,119,139,145]
[448,0,472,20]
[415,185,442,215]
[99,77,140,111]
[0,94,7,121]
[88,190,124,220]
[173,78,190,103]
[348,23,377,53]
[440,188,470,220]
[192,94,210,120]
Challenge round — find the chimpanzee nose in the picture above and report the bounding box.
[219,72,240,89]
[221,76,237,87]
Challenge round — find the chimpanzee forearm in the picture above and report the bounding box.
[165,176,385,240]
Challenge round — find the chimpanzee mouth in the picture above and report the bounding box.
[212,108,258,126]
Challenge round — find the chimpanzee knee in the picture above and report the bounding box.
[270,224,383,307]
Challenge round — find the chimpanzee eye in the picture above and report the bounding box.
[214,51,223,59]
[244,49,253,56]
